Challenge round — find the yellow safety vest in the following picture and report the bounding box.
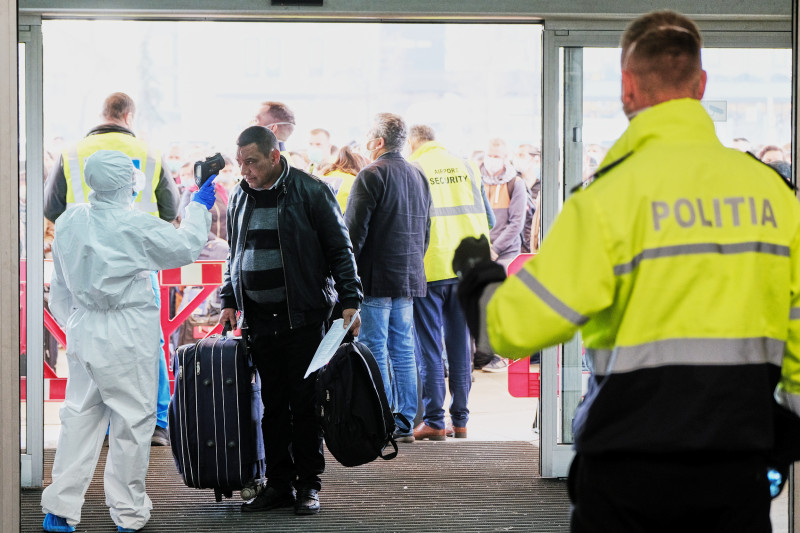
[480,98,800,452]
[410,141,490,282]
[63,132,161,216]
[321,169,357,214]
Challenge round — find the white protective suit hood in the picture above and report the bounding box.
[83,149,136,208]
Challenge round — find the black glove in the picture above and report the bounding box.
[766,402,800,498]
[453,236,507,342]
[452,235,492,279]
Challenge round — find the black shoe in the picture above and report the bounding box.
[150,426,169,446]
[392,430,415,443]
[294,488,320,515]
[241,486,295,513]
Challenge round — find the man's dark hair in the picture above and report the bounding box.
[621,11,703,94]
[769,160,792,182]
[369,113,407,153]
[237,125,280,158]
[102,92,136,122]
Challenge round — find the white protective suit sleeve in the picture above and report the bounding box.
[48,243,73,326]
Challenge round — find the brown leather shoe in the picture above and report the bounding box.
[413,422,446,441]
[445,422,467,439]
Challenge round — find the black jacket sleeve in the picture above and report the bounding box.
[313,180,363,310]
[154,158,181,222]
[43,155,68,223]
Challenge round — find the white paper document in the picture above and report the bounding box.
[304,310,359,378]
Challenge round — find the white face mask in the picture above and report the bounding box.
[308,147,325,165]
[131,169,146,197]
[512,157,529,173]
[483,155,504,174]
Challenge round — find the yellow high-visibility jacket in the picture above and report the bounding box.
[321,169,357,214]
[64,132,161,216]
[410,141,490,282]
[480,98,800,454]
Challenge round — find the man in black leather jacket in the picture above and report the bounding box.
[219,126,362,516]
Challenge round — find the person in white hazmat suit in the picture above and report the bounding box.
[40,150,216,533]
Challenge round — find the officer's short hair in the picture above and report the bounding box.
[487,138,508,156]
[310,128,330,140]
[621,11,702,93]
[410,125,435,145]
[369,113,407,153]
[102,92,136,122]
[237,125,280,158]
[261,101,296,137]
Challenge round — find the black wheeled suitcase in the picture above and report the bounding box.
[168,330,266,502]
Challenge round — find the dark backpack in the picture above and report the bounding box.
[316,341,399,467]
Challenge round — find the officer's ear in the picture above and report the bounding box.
[621,70,636,110]
[695,70,708,100]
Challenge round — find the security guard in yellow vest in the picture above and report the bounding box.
[407,125,492,442]
[44,92,179,223]
[454,11,800,533]
[254,100,296,162]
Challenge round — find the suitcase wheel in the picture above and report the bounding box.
[214,489,222,503]
[241,481,264,501]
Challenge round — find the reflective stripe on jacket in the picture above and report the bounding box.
[482,98,800,454]
[410,141,491,282]
[64,132,161,216]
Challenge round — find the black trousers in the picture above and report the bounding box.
[568,452,771,533]
[249,321,326,492]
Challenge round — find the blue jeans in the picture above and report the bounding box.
[413,280,471,430]
[358,296,417,433]
[150,271,169,429]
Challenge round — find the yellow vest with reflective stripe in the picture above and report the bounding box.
[489,99,800,358]
[63,132,161,216]
[321,169,356,214]
[410,141,490,282]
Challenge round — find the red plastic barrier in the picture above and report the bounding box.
[507,253,535,276]
[24,260,227,401]
[159,261,226,375]
[505,253,539,397]
[508,356,540,398]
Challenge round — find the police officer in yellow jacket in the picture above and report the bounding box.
[454,11,800,533]
[407,125,491,441]
[44,92,180,223]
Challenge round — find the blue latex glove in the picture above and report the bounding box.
[191,174,217,210]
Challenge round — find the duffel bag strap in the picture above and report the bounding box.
[379,438,399,461]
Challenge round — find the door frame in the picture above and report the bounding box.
[18,13,45,489]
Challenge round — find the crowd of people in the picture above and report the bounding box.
[36,8,800,529]
[37,90,545,530]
